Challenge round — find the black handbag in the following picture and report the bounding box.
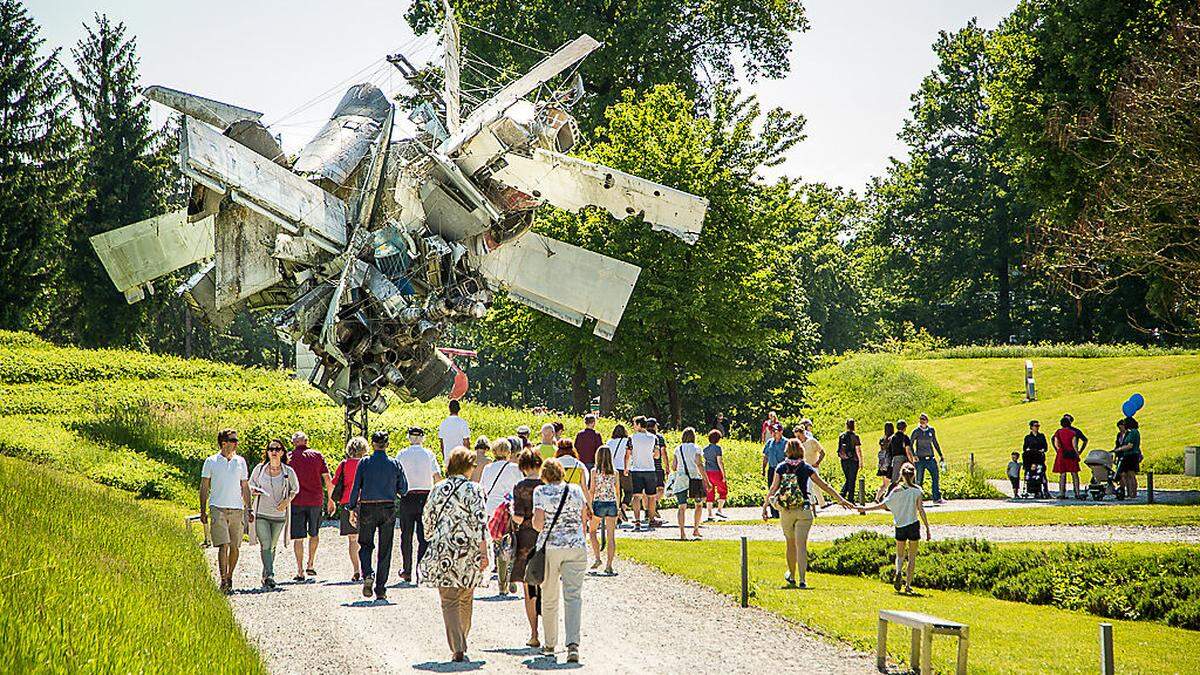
[331,463,346,503]
[523,485,570,586]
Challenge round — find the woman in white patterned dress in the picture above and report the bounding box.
[420,447,489,663]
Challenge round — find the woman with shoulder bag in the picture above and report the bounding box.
[420,448,490,663]
[530,458,589,664]
[332,436,367,582]
[248,439,299,590]
[669,427,707,540]
[480,438,523,596]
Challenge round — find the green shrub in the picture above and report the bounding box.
[914,343,1198,359]
[993,567,1056,605]
[1144,453,1185,474]
[1165,598,1200,630]
[0,330,49,348]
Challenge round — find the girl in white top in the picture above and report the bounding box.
[670,428,708,540]
[862,462,930,594]
[605,428,631,522]
[478,438,524,596]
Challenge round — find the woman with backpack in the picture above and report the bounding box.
[862,462,931,594]
[762,438,855,588]
[587,444,620,574]
[670,427,708,540]
[480,438,523,596]
[331,435,367,582]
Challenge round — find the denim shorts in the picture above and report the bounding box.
[592,500,618,517]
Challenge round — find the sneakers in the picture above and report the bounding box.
[262,577,276,590]
[220,578,232,594]
[362,574,375,598]
[567,644,580,663]
[784,572,795,587]
[893,573,903,592]
[542,646,555,655]
[375,591,387,602]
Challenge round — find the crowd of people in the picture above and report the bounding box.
[1013,413,1143,500]
[197,401,1147,662]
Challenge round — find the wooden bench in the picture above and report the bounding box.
[877,609,968,675]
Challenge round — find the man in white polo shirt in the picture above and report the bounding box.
[438,399,471,466]
[395,427,442,583]
[625,416,661,532]
[200,428,252,593]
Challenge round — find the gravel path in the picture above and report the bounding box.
[210,524,876,674]
[622,521,1200,544]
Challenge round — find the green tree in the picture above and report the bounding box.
[0,0,83,330]
[67,14,174,347]
[405,0,808,128]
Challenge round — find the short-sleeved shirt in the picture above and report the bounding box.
[607,438,630,472]
[558,455,590,487]
[395,445,439,491]
[202,452,248,508]
[533,482,586,549]
[333,457,360,505]
[537,443,557,459]
[592,472,619,502]
[629,432,658,471]
[574,428,603,465]
[512,477,542,520]
[763,438,787,467]
[1123,428,1142,457]
[438,415,471,461]
[288,448,329,507]
[883,485,922,528]
[673,443,703,477]
[479,459,523,516]
[703,443,723,472]
[774,459,816,501]
[887,432,912,460]
[837,431,861,461]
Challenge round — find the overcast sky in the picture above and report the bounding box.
[28,0,1016,193]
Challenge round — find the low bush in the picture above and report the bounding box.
[914,343,1198,359]
[1144,453,1184,475]
[1165,598,1200,631]
[810,532,1200,629]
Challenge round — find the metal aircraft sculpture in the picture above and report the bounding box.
[90,7,708,435]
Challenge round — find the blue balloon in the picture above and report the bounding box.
[1122,393,1145,417]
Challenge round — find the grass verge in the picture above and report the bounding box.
[0,456,264,672]
[764,504,1200,528]
[621,539,1200,674]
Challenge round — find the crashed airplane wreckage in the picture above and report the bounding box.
[90,13,707,435]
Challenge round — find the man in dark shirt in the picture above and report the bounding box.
[887,420,914,483]
[1022,419,1049,498]
[713,412,730,439]
[836,419,862,503]
[349,431,408,601]
[574,414,603,469]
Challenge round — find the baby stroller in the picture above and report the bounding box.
[1024,463,1048,499]
[1084,449,1117,501]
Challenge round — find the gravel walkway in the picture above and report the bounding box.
[210,524,876,674]
[622,521,1200,544]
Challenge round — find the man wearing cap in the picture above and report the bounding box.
[912,413,945,503]
[349,431,408,600]
[761,423,786,518]
[394,427,441,583]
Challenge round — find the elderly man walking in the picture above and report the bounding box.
[200,428,253,593]
[289,432,334,582]
[349,431,408,601]
[395,427,441,583]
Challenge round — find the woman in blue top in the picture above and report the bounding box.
[1114,416,1142,500]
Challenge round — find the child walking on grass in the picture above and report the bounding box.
[861,463,930,594]
[1007,452,1022,497]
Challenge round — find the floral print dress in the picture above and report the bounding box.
[419,475,487,588]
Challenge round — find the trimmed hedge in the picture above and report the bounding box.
[809,532,1200,629]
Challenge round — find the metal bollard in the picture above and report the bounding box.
[1147,472,1155,504]
[969,452,975,474]
[740,536,749,608]
[858,477,866,505]
[1099,623,1114,675]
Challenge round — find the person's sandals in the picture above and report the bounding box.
[590,559,602,570]
[692,531,702,539]
[362,574,375,598]
[293,574,305,583]
[542,646,555,655]
[526,638,540,648]
[567,644,579,663]
[903,585,913,594]
[604,566,616,576]
[351,573,361,583]
[305,567,317,576]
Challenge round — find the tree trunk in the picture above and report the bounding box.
[665,375,682,429]
[570,359,590,414]
[599,371,617,416]
[183,307,193,359]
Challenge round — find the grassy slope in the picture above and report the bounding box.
[903,355,1200,411]
[622,539,1200,675]
[0,456,264,672]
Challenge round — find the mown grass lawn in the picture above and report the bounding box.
[0,456,264,672]
[621,539,1200,674]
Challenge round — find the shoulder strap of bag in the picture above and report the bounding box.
[432,478,469,525]
[676,446,691,479]
[487,461,510,495]
[537,485,572,551]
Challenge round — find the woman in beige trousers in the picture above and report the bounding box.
[531,458,590,664]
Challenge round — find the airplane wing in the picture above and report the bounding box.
[88,208,214,303]
[475,232,641,340]
[490,149,708,244]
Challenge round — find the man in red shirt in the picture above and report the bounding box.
[289,431,334,581]
[574,413,603,469]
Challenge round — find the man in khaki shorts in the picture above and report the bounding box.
[200,428,252,593]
